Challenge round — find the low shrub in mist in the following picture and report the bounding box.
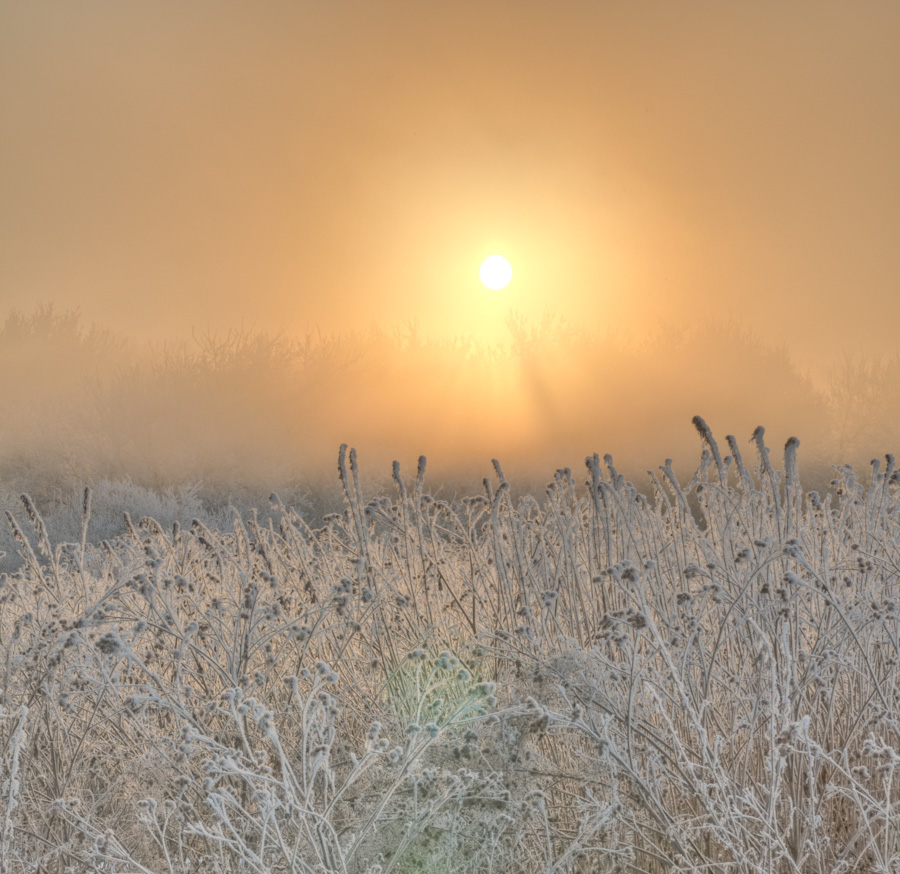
[0,479,333,575]
[3,426,900,872]
[3,305,894,500]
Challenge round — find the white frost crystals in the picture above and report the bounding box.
[2,425,900,872]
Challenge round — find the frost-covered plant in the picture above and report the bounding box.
[3,425,900,872]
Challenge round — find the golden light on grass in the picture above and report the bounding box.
[479,255,512,289]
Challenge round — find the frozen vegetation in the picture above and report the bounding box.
[3,422,900,873]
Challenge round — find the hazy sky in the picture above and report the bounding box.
[2,0,899,367]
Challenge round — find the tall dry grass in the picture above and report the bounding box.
[2,423,900,872]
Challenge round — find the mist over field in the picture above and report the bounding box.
[0,305,894,531]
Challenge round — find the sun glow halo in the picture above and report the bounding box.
[479,255,512,290]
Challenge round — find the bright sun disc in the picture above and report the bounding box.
[479,255,512,289]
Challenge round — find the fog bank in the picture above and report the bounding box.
[0,307,887,496]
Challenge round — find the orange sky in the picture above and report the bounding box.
[2,1,898,369]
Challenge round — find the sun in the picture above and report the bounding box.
[479,255,512,290]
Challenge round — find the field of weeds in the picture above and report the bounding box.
[2,420,900,873]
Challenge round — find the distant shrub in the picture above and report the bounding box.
[7,304,898,505]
